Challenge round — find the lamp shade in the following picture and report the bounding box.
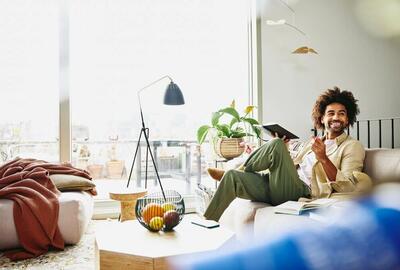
[163,82,185,105]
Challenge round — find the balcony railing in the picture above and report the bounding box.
[0,139,207,188]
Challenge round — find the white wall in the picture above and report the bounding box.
[260,0,400,147]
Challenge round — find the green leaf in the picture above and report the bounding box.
[197,125,210,144]
[217,130,224,137]
[251,125,261,138]
[233,127,244,133]
[198,103,260,143]
[240,117,261,138]
[231,131,246,138]
[241,117,259,125]
[218,107,240,121]
[229,118,239,128]
[255,128,261,138]
[217,124,231,137]
[211,112,222,127]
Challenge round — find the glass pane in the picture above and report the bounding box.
[0,0,59,163]
[70,0,250,195]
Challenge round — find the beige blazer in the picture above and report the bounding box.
[293,133,365,198]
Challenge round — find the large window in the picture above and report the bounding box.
[0,0,59,163]
[0,0,254,196]
[69,0,252,194]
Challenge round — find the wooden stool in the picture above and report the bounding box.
[109,189,147,222]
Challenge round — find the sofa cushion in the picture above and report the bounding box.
[49,174,96,191]
[364,148,400,183]
[0,191,93,250]
[254,206,321,239]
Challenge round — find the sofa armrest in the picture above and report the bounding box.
[219,198,269,241]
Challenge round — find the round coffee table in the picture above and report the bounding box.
[109,189,147,222]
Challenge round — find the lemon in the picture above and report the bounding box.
[149,216,164,231]
[161,202,177,212]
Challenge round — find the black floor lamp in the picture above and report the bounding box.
[126,75,185,200]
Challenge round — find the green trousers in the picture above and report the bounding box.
[203,138,310,221]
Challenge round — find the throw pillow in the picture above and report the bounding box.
[353,171,373,193]
[49,174,96,191]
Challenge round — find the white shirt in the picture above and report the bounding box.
[297,139,336,187]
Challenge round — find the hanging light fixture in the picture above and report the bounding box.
[265,1,318,55]
[292,46,318,54]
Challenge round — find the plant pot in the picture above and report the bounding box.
[106,160,125,179]
[87,164,104,179]
[214,137,245,160]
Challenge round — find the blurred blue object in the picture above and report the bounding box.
[172,188,400,270]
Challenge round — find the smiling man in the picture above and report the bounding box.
[204,87,365,221]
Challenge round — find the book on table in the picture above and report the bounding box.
[274,198,338,215]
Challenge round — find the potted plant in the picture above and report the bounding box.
[87,163,104,179]
[197,100,261,159]
[106,136,125,179]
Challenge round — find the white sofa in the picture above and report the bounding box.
[0,191,93,250]
[219,148,400,239]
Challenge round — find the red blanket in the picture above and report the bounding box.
[0,158,93,261]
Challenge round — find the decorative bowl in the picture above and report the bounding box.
[135,190,185,232]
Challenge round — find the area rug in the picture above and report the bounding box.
[0,221,95,270]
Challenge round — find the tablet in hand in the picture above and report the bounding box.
[262,123,299,140]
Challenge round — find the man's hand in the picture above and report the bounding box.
[272,132,290,144]
[311,137,328,162]
[311,137,337,182]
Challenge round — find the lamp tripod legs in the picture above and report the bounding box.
[126,129,143,188]
[144,128,149,189]
[126,127,166,200]
[142,129,166,200]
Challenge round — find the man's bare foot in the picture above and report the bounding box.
[207,168,225,181]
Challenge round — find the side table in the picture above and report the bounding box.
[109,189,147,222]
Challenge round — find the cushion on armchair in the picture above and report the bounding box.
[49,174,95,191]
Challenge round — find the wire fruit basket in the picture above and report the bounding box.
[135,190,185,232]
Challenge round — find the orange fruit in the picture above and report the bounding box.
[142,203,165,224]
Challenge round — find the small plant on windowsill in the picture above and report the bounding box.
[196,100,261,159]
